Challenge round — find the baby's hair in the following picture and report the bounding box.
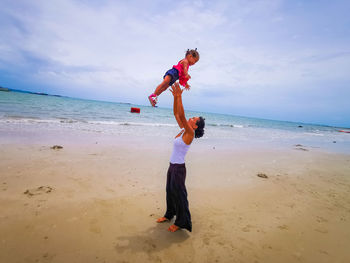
[186,48,200,59]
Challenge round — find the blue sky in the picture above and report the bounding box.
[1,0,349,127]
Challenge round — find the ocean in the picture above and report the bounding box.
[1,91,349,153]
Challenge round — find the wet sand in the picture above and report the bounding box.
[1,133,350,263]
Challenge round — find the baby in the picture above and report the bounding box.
[148,48,200,107]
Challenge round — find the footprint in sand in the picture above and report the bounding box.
[203,237,210,245]
[315,228,328,234]
[115,239,130,249]
[23,186,53,197]
[262,244,273,250]
[278,225,289,230]
[285,203,296,209]
[89,218,102,234]
[106,187,115,193]
[316,216,328,223]
[242,224,255,232]
[41,252,55,261]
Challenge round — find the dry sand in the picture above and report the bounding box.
[1,134,350,263]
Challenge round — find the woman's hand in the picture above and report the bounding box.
[170,82,185,129]
[169,82,183,97]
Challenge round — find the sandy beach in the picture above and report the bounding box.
[1,131,350,263]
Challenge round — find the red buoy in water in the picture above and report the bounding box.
[130,107,140,113]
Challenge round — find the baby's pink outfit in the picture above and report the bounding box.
[173,60,190,87]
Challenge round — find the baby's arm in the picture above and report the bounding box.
[181,59,190,79]
[179,59,191,89]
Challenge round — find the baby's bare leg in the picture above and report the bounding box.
[154,75,171,96]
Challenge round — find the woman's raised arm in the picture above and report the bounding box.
[169,82,193,136]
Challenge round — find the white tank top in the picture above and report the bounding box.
[170,132,191,164]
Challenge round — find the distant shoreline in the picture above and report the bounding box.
[0,86,61,97]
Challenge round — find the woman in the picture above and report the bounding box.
[156,82,205,232]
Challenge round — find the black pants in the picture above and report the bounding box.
[164,163,192,232]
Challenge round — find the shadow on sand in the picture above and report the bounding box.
[114,223,190,256]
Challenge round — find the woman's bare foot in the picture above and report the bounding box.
[168,224,179,232]
[156,217,168,223]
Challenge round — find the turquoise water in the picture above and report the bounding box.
[1,91,350,153]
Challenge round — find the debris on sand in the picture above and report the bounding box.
[257,173,268,179]
[296,147,308,151]
[24,186,53,197]
[294,144,309,151]
[51,145,63,150]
